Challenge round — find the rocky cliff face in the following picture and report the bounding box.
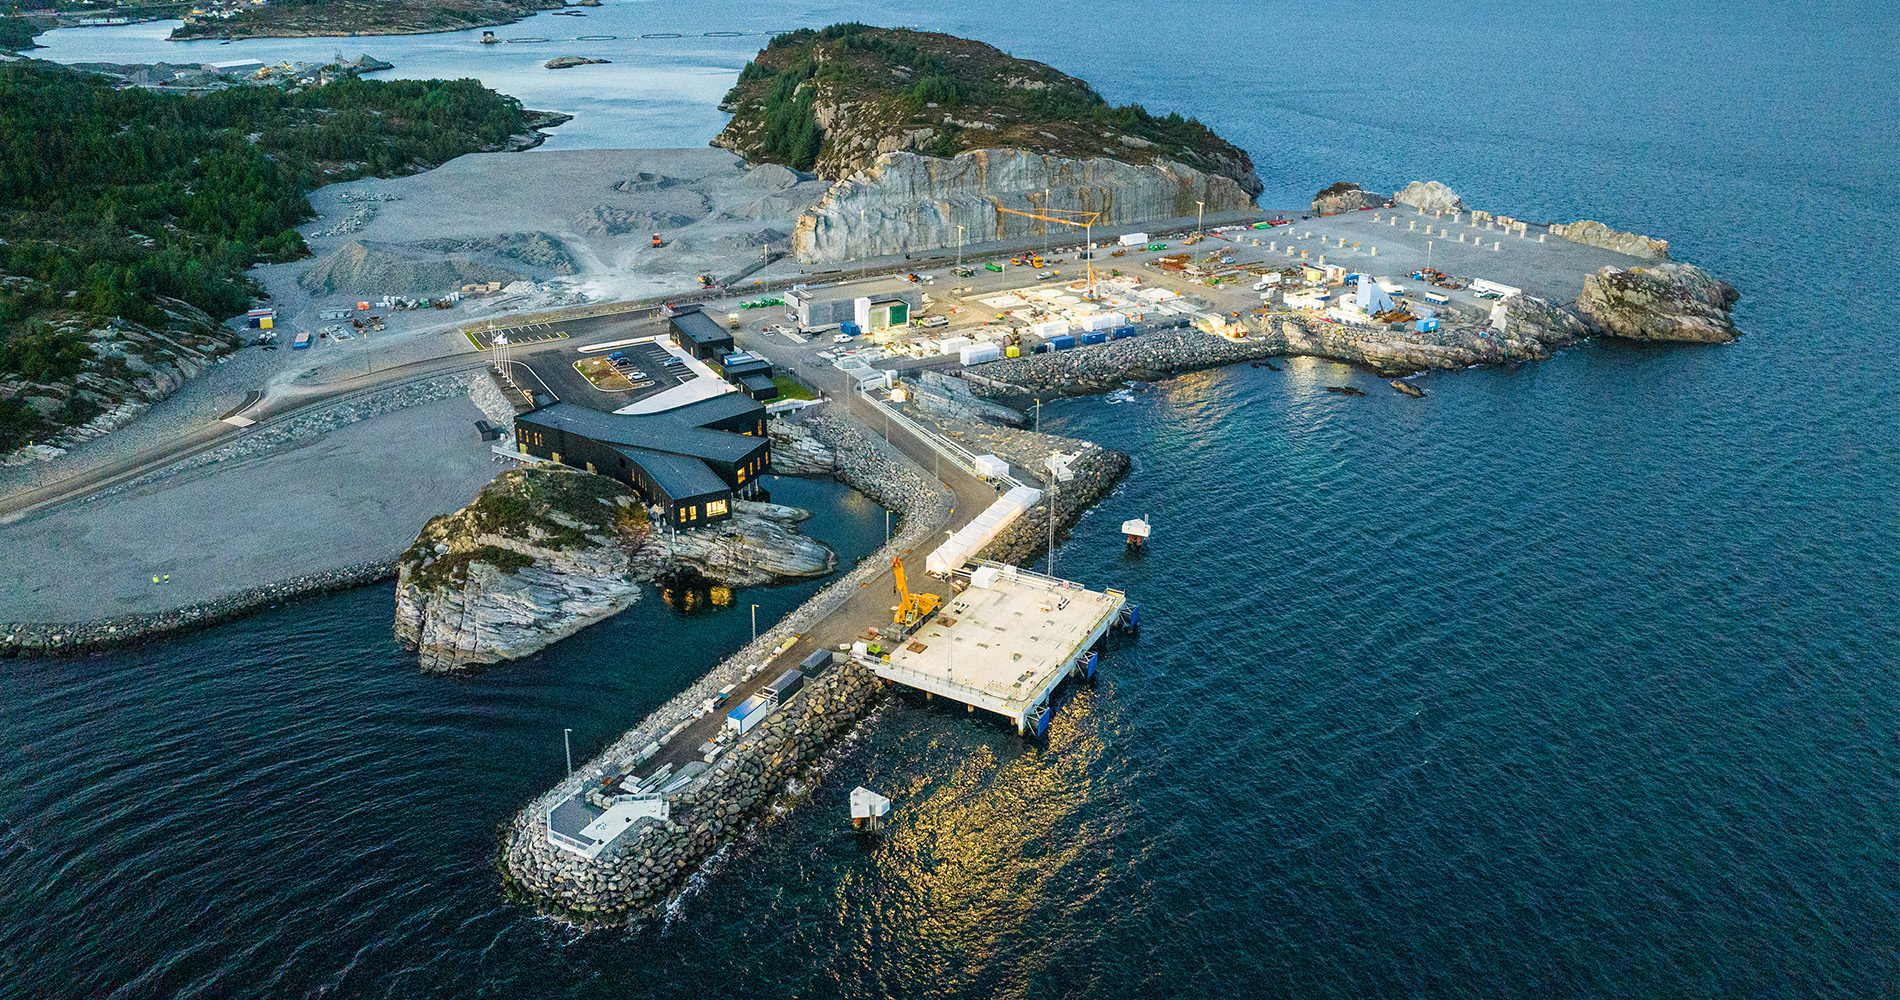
[1393,180,1466,214]
[1576,262,1740,342]
[394,467,648,672]
[1312,182,1385,215]
[394,466,837,673]
[1558,219,1670,259]
[764,418,836,475]
[792,149,1255,264]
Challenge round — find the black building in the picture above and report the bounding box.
[515,395,769,527]
[719,353,779,402]
[668,305,733,362]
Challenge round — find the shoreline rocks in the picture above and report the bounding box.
[1576,262,1740,343]
[1557,219,1670,259]
[1312,182,1384,216]
[545,56,611,70]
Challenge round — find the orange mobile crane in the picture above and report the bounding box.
[891,556,942,627]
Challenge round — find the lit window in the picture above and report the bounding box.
[706,499,729,517]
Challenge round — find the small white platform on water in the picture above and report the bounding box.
[860,562,1123,734]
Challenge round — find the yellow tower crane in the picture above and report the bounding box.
[890,556,942,627]
[994,204,1105,297]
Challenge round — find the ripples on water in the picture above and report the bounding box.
[7,0,1900,996]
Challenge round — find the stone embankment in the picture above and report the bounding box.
[497,413,955,925]
[1,560,393,657]
[793,149,1255,265]
[764,418,837,475]
[902,409,1129,564]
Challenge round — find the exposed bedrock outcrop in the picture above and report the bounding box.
[393,467,835,673]
[1312,182,1384,215]
[1558,219,1671,259]
[791,148,1256,264]
[1393,180,1466,214]
[1576,262,1740,343]
[764,418,837,475]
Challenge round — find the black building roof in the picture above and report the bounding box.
[612,445,728,499]
[670,308,732,346]
[522,397,764,465]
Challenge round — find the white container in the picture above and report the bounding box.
[1119,232,1150,247]
[1080,312,1126,332]
[973,454,1009,478]
[1029,320,1070,339]
[959,343,1001,366]
[936,336,972,356]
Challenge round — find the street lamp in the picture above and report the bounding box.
[956,225,965,269]
[750,603,759,642]
[563,728,572,776]
[1196,200,1205,237]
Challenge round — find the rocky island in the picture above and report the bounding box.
[714,24,1261,264]
[394,466,836,673]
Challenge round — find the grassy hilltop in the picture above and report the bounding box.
[714,24,1262,197]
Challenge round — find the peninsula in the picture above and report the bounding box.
[1,20,1743,937]
[169,0,564,40]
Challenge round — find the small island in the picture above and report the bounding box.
[546,56,612,70]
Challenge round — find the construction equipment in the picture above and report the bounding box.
[891,556,941,627]
[651,233,663,248]
[995,204,1104,295]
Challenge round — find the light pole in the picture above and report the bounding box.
[956,225,965,269]
[1196,200,1205,237]
[885,509,891,542]
[563,728,572,777]
[750,603,759,642]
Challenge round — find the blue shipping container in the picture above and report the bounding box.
[1081,331,1107,345]
[1032,343,1049,354]
[839,321,860,336]
[1048,334,1077,350]
[1113,326,1138,339]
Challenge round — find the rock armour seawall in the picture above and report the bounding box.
[496,413,955,925]
[793,149,1255,265]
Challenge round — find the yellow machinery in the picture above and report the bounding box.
[994,204,1104,295]
[891,556,942,627]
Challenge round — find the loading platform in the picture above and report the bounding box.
[858,562,1124,735]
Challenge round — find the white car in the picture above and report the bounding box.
[833,333,853,343]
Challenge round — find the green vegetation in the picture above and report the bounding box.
[770,375,818,401]
[0,60,529,451]
[719,24,1259,193]
[169,0,562,40]
[403,467,648,591]
[0,18,44,50]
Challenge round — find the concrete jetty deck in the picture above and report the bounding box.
[865,562,1123,736]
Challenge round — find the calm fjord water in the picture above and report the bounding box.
[9,1,1899,996]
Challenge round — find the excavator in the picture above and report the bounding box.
[890,556,941,628]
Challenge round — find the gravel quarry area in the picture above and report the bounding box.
[262,147,832,337]
[0,396,502,623]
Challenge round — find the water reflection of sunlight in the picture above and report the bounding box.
[836,691,1131,998]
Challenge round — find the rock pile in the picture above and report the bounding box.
[628,501,835,588]
[764,418,837,475]
[298,240,518,296]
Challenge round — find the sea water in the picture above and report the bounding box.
[7,0,1898,995]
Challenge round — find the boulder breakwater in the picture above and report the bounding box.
[496,412,956,924]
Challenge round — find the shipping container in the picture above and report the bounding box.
[1081,331,1107,345]
[1118,232,1150,247]
[839,321,861,336]
[761,669,804,707]
[799,649,834,677]
[725,694,772,734]
[291,332,312,350]
[1112,326,1138,339]
[1048,334,1077,350]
